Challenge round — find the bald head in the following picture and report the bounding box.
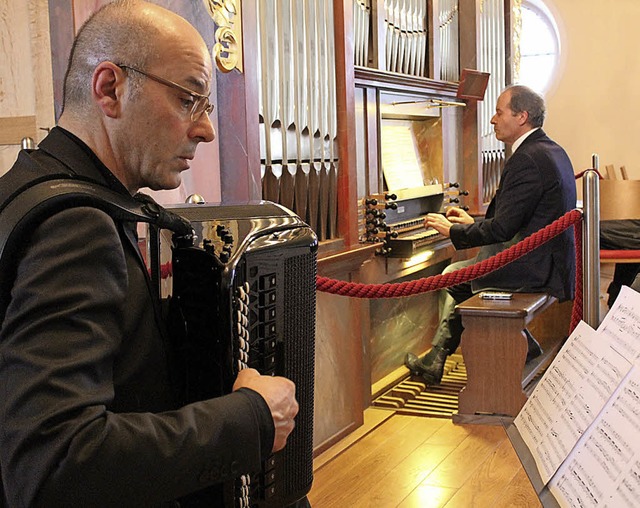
[62,0,207,115]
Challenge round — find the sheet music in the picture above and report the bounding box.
[514,321,632,484]
[511,286,640,507]
[598,285,640,361]
[380,122,426,190]
[548,367,640,507]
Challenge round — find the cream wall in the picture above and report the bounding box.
[0,0,55,175]
[542,0,640,178]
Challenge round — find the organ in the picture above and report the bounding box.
[354,77,483,261]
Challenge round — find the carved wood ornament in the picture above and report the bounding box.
[203,0,243,73]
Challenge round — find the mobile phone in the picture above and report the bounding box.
[479,291,513,300]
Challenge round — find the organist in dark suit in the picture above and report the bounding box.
[0,2,300,506]
[405,85,577,385]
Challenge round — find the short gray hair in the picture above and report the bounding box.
[61,0,160,113]
[505,85,546,128]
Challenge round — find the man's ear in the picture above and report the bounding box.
[92,62,125,118]
[518,110,530,127]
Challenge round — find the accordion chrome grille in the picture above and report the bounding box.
[281,251,316,496]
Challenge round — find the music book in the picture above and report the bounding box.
[508,285,640,508]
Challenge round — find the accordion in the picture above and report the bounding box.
[149,201,318,507]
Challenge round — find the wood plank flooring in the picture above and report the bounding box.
[308,408,541,508]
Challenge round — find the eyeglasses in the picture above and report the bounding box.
[117,64,214,122]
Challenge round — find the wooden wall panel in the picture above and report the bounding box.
[0,117,37,145]
[72,0,109,27]
[458,0,482,214]
[47,0,74,122]
[314,290,366,453]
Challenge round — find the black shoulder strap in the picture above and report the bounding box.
[0,178,194,323]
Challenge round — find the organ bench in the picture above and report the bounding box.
[452,293,570,425]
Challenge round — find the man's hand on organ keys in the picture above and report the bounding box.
[424,213,453,237]
[445,207,474,224]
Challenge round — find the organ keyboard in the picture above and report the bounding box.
[385,225,443,258]
[360,184,466,258]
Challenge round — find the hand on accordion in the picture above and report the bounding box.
[233,368,299,452]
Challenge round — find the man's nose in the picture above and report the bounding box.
[192,112,216,143]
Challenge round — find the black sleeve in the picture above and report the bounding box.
[237,387,276,459]
[450,151,544,249]
[0,207,274,507]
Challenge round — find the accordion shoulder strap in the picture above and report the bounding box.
[0,177,193,324]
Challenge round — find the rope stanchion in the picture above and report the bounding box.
[317,209,584,304]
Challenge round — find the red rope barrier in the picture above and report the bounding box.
[317,209,583,311]
[570,224,583,333]
[574,168,603,180]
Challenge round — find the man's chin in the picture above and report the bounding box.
[149,173,183,192]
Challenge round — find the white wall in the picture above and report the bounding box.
[542,0,640,179]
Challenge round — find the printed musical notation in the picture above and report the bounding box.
[549,369,640,507]
[513,286,640,507]
[515,321,632,484]
[599,287,640,360]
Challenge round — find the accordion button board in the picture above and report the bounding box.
[151,202,318,507]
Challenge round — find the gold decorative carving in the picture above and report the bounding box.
[512,0,522,82]
[203,0,243,73]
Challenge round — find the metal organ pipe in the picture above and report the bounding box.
[478,0,506,205]
[257,0,338,241]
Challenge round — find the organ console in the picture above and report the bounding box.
[350,56,485,399]
[360,183,467,258]
[351,73,475,263]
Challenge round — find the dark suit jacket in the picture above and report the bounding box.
[0,128,274,507]
[450,129,577,301]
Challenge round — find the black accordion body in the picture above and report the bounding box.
[150,201,318,507]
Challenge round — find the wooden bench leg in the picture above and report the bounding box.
[457,314,528,417]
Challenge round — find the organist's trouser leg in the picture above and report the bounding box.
[405,259,474,384]
[430,258,474,355]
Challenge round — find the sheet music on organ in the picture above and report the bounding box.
[380,121,426,191]
[512,285,640,507]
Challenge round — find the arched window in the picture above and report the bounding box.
[516,0,561,94]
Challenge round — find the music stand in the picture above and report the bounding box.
[456,69,490,101]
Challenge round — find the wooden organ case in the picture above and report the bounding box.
[352,71,472,390]
[149,203,318,507]
[355,77,467,259]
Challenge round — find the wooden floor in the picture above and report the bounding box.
[307,408,541,508]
